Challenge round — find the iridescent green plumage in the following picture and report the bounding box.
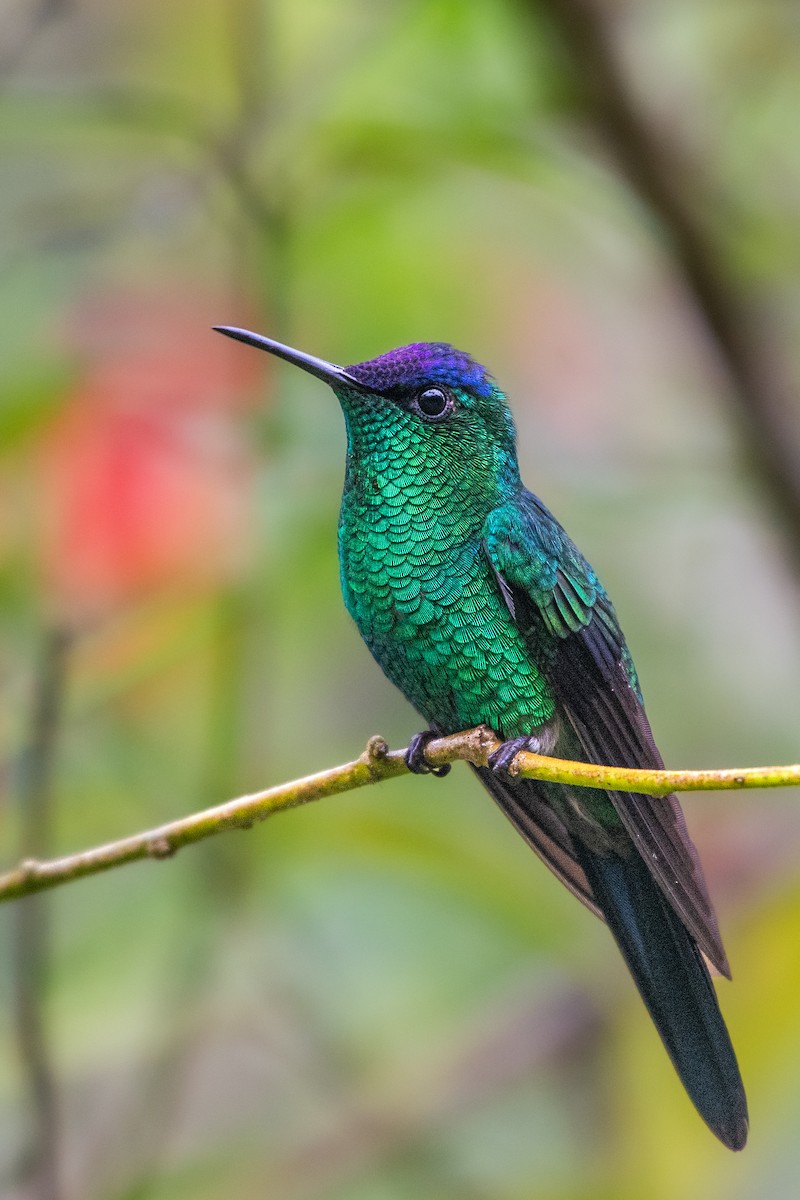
[215,326,748,1151]
[337,384,554,735]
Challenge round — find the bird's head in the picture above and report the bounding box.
[214,328,521,500]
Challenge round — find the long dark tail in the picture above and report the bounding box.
[474,765,748,1147]
[577,844,748,1150]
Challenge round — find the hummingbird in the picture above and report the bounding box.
[215,326,748,1150]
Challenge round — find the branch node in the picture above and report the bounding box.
[474,724,500,767]
[19,858,41,882]
[147,837,176,860]
[362,735,389,779]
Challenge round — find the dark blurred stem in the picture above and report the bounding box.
[86,591,254,1200]
[532,0,800,571]
[14,625,71,1200]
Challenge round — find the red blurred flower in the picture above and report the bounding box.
[39,289,266,621]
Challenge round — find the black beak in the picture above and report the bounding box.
[213,326,366,391]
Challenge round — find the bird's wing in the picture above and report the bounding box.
[484,491,730,977]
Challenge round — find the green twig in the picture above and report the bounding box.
[0,726,798,906]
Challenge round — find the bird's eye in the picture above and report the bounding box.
[414,386,453,421]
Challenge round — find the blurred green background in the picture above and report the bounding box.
[3,1,800,1196]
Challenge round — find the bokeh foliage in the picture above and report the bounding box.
[2,1,800,1197]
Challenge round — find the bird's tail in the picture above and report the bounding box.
[577,844,748,1150]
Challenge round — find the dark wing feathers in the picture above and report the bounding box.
[484,491,730,978]
[551,604,729,977]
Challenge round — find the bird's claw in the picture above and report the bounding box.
[489,735,539,775]
[405,730,451,778]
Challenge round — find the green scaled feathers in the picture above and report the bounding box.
[337,386,556,734]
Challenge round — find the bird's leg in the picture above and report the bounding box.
[489,734,546,775]
[405,730,451,778]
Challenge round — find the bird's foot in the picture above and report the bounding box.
[405,730,451,778]
[489,734,544,776]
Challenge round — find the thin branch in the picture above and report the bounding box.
[0,726,798,905]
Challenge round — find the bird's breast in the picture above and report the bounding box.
[338,489,555,736]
